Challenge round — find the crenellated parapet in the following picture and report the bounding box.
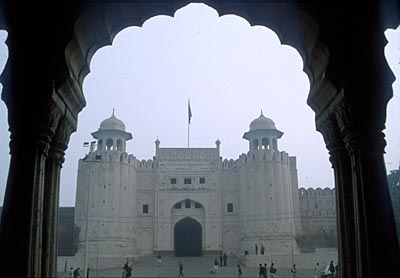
[298,187,337,249]
[81,151,154,169]
[137,159,154,170]
[299,187,336,215]
[235,149,292,166]
[221,159,238,169]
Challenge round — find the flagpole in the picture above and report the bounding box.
[188,98,192,149]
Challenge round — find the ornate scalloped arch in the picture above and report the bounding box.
[64,1,335,115]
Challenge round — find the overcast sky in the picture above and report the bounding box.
[0,3,399,206]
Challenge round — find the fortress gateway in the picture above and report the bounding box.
[74,112,303,260]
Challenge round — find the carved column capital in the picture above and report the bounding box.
[335,99,386,155]
[50,113,77,167]
[38,98,65,157]
[316,114,345,169]
[317,115,343,149]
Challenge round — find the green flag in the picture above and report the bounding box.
[188,99,192,124]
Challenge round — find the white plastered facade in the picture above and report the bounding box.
[74,113,302,259]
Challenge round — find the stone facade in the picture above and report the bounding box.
[298,188,337,250]
[74,113,302,259]
[57,187,339,256]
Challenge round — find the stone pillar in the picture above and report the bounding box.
[0,99,62,277]
[113,137,117,150]
[41,113,76,277]
[272,138,278,150]
[317,115,356,278]
[335,100,400,278]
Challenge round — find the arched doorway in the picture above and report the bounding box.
[174,217,202,257]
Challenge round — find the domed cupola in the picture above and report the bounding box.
[249,113,276,131]
[99,114,126,132]
[243,111,283,151]
[91,110,133,152]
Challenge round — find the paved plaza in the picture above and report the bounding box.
[58,255,315,278]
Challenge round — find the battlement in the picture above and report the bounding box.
[83,148,295,171]
[137,159,154,169]
[156,147,219,160]
[237,150,291,165]
[298,187,336,217]
[81,151,154,169]
[221,159,237,169]
[299,187,336,198]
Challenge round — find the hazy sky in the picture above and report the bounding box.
[0,4,399,206]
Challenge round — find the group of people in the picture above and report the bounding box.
[69,267,82,278]
[314,261,339,278]
[257,263,278,278]
[254,243,266,255]
[211,253,228,273]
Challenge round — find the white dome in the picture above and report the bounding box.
[99,114,126,132]
[249,112,276,131]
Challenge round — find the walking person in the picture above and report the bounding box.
[73,267,81,278]
[264,263,268,278]
[259,264,265,278]
[179,261,184,277]
[270,263,277,278]
[223,253,227,266]
[213,257,219,274]
[157,253,162,266]
[122,261,132,278]
[328,261,335,278]
[237,264,243,278]
[261,244,265,255]
[291,264,297,278]
[255,243,258,255]
[69,267,74,278]
[314,262,321,278]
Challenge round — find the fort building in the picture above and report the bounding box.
[73,112,306,261]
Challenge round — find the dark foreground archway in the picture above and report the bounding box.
[174,218,202,257]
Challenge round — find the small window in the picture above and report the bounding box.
[227,203,233,213]
[185,199,191,208]
[142,204,149,214]
[199,177,206,184]
[171,178,177,184]
[175,202,182,209]
[95,154,101,160]
[195,202,201,208]
[184,178,192,185]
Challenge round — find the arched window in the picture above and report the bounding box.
[106,138,113,150]
[116,139,123,151]
[262,137,270,149]
[253,139,259,150]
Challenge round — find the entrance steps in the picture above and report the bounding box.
[58,254,314,277]
[130,254,245,277]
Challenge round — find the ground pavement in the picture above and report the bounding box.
[58,255,315,278]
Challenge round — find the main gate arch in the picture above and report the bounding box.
[174,217,202,257]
